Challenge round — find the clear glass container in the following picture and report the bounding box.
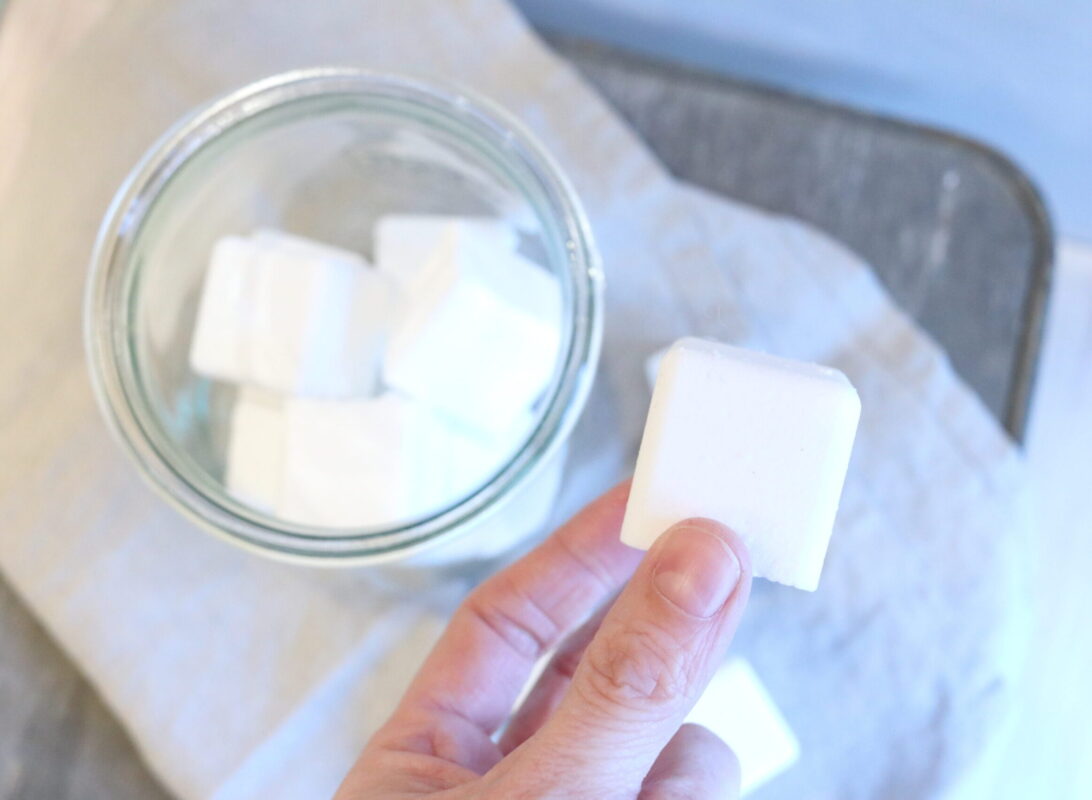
[85,68,601,567]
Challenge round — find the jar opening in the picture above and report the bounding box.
[86,69,601,564]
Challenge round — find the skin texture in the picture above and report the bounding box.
[334,483,752,800]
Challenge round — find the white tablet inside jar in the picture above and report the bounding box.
[86,70,601,567]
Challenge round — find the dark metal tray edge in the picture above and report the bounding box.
[548,33,1054,442]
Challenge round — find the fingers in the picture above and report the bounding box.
[639,724,740,800]
[498,600,612,753]
[507,519,751,797]
[371,483,642,768]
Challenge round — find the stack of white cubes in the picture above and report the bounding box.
[189,220,561,528]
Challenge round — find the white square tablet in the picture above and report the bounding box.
[382,222,561,434]
[620,337,860,591]
[644,345,669,391]
[276,394,440,528]
[686,659,800,795]
[275,394,531,529]
[189,236,259,382]
[189,231,393,398]
[248,239,392,398]
[225,387,286,511]
[374,214,516,297]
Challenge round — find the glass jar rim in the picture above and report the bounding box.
[84,67,602,565]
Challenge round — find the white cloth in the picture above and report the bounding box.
[0,1,1029,798]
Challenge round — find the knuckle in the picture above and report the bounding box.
[550,641,585,682]
[463,580,556,661]
[340,745,470,796]
[397,750,468,793]
[642,780,707,800]
[580,621,696,713]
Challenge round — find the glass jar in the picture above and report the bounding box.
[85,68,602,567]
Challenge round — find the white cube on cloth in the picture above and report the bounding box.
[382,220,561,434]
[189,231,393,398]
[685,659,800,795]
[276,393,528,529]
[620,337,860,591]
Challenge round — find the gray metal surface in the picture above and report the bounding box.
[0,578,171,800]
[554,35,1053,441]
[0,36,1052,800]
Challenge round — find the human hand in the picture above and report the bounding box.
[334,483,752,799]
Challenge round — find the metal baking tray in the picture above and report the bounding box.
[553,35,1053,442]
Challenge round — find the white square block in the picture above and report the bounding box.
[620,337,860,591]
[382,222,561,434]
[644,345,669,391]
[276,394,530,529]
[374,214,516,297]
[189,236,258,382]
[225,387,286,512]
[277,394,427,528]
[685,659,800,795]
[189,231,393,398]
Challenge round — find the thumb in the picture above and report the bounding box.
[506,519,751,797]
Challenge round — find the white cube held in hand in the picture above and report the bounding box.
[685,659,800,795]
[382,221,561,434]
[189,231,393,397]
[620,337,860,591]
[644,345,669,391]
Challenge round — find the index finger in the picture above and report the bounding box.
[371,483,642,760]
[508,519,752,797]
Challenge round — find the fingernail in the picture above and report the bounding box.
[653,526,741,617]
